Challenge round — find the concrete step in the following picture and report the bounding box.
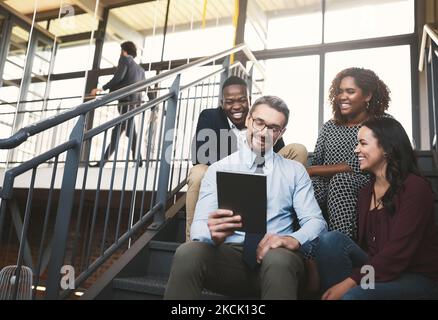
[112,275,227,300]
[416,151,438,171]
[145,240,181,278]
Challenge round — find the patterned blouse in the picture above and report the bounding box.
[310,119,365,174]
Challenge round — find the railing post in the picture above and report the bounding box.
[151,75,181,228]
[219,56,231,94]
[431,42,438,153]
[426,47,435,150]
[247,65,254,97]
[45,115,85,300]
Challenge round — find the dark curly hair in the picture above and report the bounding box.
[329,67,391,124]
[362,117,421,215]
[121,41,137,58]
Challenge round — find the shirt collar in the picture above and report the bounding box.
[227,117,236,129]
[239,136,274,171]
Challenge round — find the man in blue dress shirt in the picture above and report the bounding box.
[164,96,327,300]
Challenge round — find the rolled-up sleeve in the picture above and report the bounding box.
[190,165,218,244]
[290,167,327,245]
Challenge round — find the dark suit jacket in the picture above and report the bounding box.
[192,107,285,165]
[103,55,145,102]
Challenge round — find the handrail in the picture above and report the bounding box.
[0,87,168,106]
[0,43,257,150]
[230,61,263,94]
[241,46,266,80]
[419,24,438,72]
[83,64,231,141]
[0,44,264,300]
[0,95,93,106]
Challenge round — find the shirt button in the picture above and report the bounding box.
[372,236,376,242]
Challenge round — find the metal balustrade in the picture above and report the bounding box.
[0,44,264,299]
[419,24,438,154]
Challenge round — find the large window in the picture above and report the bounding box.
[267,6,322,48]
[108,0,236,64]
[325,0,415,43]
[264,56,320,151]
[252,0,417,149]
[324,45,413,142]
[163,25,235,61]
[1,24,29,98]
[53,43,95,73]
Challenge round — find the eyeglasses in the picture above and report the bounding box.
[250,116,283,134]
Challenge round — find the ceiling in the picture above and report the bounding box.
[1,0,406,39]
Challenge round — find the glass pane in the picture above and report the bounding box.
[325,0,415,43]
[0,24,29,104]
[109,0,168,64]
[32,40,52,77]
[265,0,322,48]
[100,39,121,68]
[3,60,24,80]
[163,0,235,60]
[22,39,55,131]
[0,86,18,125]
[53,42,95,73]
[48,13,99,37]
[324,45,413,143]
[264,56,320,152]
[35,39,52,61]
[245,18,265,51]
[5,25,29,73]
[163,25,235,60]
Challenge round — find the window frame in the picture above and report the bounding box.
[252,0,420,148]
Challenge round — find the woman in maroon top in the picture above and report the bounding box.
[314,117,438,300]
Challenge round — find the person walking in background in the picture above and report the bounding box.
[90,41,145,167]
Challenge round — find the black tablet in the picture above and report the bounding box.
[216,170,267,234]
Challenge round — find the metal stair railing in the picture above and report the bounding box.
[0,43,264,300]
[419,24,438,155]
[0,94,159,166]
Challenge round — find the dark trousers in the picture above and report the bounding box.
[102,99,140,161]
[164,241,305,300]
[315,231,438,300]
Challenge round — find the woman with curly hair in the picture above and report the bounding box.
[307,67,392,240]
[315,118,438,300]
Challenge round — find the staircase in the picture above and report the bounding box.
[84,211,231,300]
[1,32,438,299]
[0,44,265,300]
[80,150,438,300]
[416,151,438,224]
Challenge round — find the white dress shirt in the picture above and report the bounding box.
[191,137,327,245]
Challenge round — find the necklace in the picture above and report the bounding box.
[372,186,383,210]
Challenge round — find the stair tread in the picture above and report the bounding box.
[149,240,182,251]
[113,275,226,298]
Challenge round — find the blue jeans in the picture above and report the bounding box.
[315,231,438,300]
